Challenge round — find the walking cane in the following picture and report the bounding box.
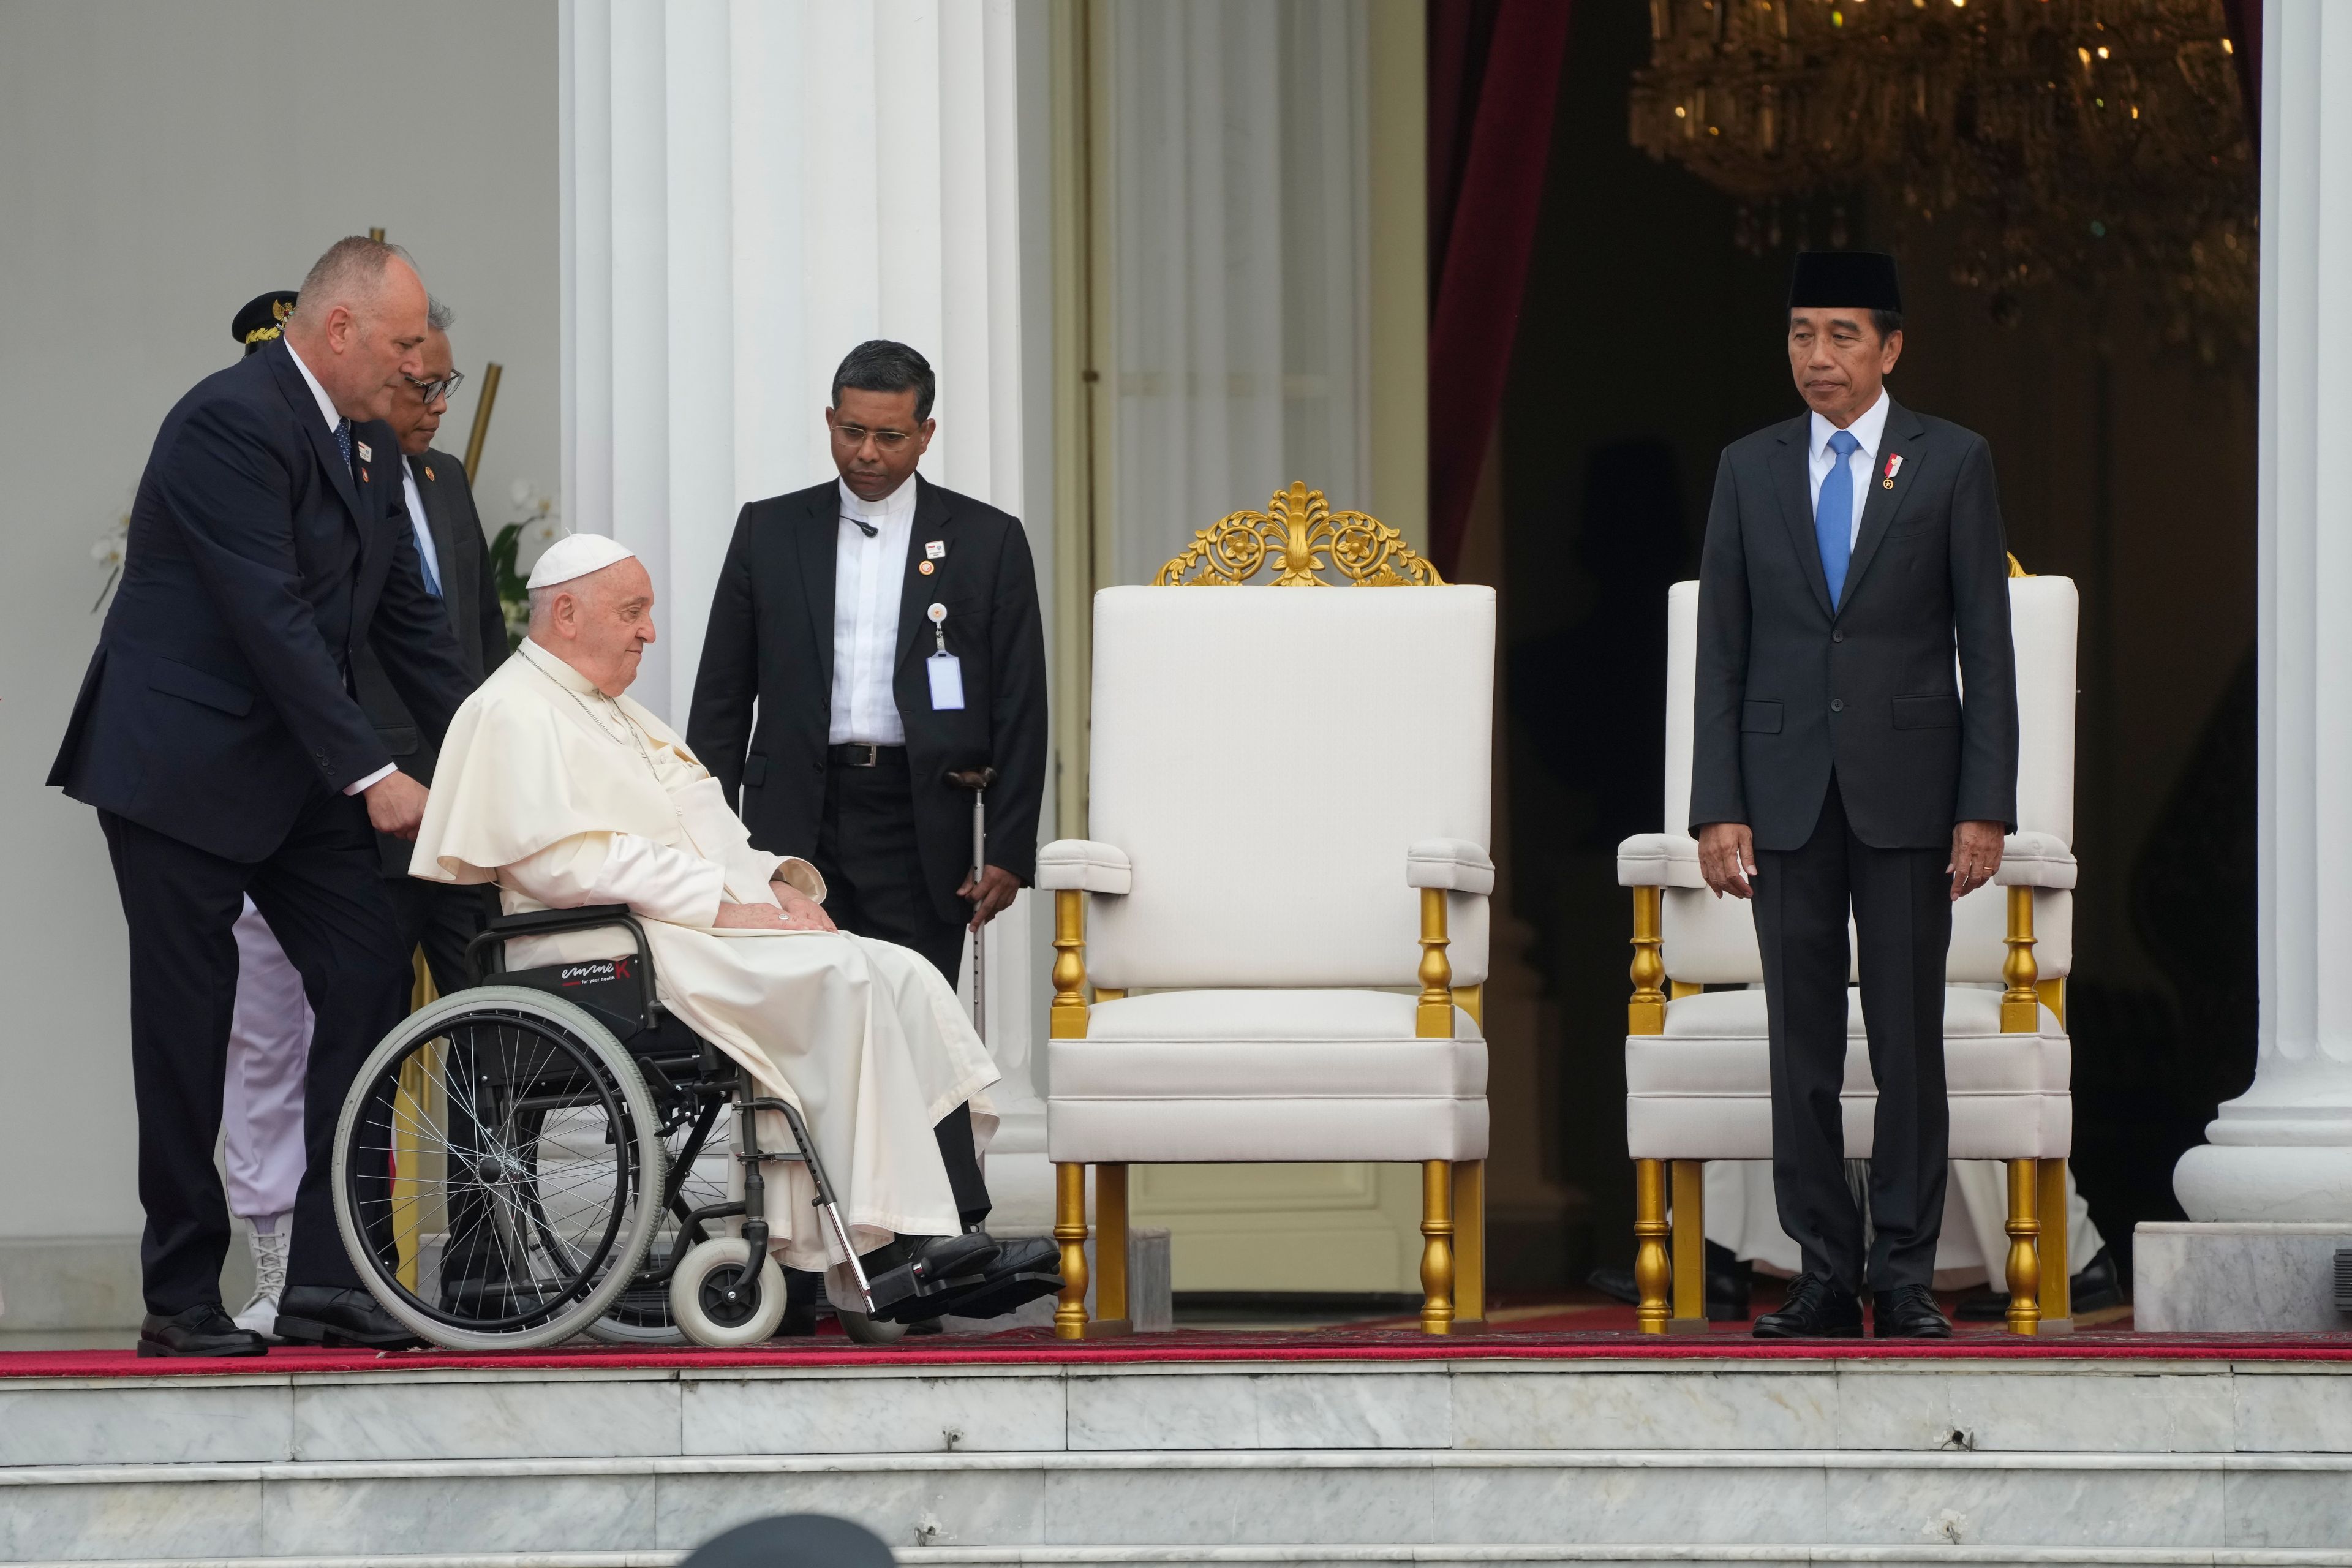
[944,767,998,1042]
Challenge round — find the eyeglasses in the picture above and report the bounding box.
[831,421,914,451]
[403,369,467,405]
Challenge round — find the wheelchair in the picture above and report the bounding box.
[328,904,979,1351]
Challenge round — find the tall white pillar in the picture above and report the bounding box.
[2171,0,2352,1224]
[559,0,1049,1217]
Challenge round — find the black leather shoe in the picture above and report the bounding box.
[1872,1283,1953,1338]
[138,1303,268,1359]
[274,1286,427,1350]
[1752,1272,1864,1338]
[1954,1245,2123,1320]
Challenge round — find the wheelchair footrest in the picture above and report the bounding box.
[872,1238,1063,1324]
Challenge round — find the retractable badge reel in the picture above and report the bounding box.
[926,603,965,710]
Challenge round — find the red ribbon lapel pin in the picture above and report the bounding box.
[1882,453,1902,490]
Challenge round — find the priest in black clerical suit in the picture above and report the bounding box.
[1689,252,2019,1340]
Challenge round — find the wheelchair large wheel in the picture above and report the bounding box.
[332,986,668,1351]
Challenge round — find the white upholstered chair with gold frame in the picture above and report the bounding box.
[1618,566,2079,1336]
[1041,483,1494,1338]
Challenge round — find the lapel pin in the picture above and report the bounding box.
[356,439,373,463]
[925,540,946,560]
[360,467,370,482]
[1883,453,1902,489]
[918,559,935,575]
[424,464,435,481]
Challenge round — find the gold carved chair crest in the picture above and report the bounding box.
[1153,481,1446,587]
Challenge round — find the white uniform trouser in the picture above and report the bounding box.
[224,897,313,1226]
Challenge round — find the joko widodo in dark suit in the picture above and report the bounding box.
[1689,251,2019,1340]
[48,237,473,1359]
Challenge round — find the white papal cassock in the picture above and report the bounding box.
[409,637,998,1279]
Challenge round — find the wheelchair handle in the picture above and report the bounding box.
[464,902,662,1022]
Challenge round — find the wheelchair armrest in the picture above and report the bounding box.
[484,902,638,937]
[465,903,660,1023]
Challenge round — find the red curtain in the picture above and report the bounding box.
[1427,0,1575,578]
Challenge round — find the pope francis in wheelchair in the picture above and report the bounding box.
[330,535,1058,1349]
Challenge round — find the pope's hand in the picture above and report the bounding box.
[715,900,788,930]
[364,771,430,841]
[774,883,837,932]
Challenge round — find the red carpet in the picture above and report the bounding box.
[10,1307,2351,1379]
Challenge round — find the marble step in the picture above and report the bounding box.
[17,1551,2352,1568]
[6,1359,2351,1469]
[6,1448,2352,1564]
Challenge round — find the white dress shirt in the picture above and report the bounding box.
[1806,388,1891,547]
[399,463,444,597]
[284,338,398,797]
[828,475,919,745]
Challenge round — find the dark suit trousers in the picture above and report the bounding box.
[100,788,407,1313]
[809,750,988,1229]
[1752,774,1951,1293]
[386,876,499,996]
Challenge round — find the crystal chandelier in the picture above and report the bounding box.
[1629,0,2255,364]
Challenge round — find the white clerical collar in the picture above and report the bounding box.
[839,473,918,526]
[282,337,345,434]
[519,634,608,697]
[1810,388,1891,461]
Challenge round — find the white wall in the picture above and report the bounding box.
[0,1,559,1324]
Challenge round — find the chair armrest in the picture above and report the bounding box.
[1995,831,2077,889]
[1406,838,1494,895]
[1038,839,1133,895]
[1618,833,1706,888]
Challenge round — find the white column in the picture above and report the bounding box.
[2172,0,2352,1223]
[560,0,1048,1188]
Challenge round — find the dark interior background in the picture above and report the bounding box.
[1485,0,2259,1287]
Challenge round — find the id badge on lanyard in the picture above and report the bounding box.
[926,602,965,710]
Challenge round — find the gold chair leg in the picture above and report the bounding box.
[1088,1163,1133,1338]
[1420,1159,1455,1335]
[1634,1158,1670,1333]
[1454,1159,1485,1324]
[2037,1156,2072,1332]
[2003,1157,2041,1336]
[1054,1163,1090,1340]
[1669,1159,1708,1332]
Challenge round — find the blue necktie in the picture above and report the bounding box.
[1817,428,1860,606]
[333,417,354,473]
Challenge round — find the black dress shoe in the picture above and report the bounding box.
[1954,1245,2123,1320]
[881,1236,1065,1324]
[274,1286,428,1350]
[1752,1272,1864,1338]
[138,1303,268,1359]
[1872,1283,1953,1338]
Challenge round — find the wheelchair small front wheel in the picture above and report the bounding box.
[838,1310,911,1346]
[669,1237,788,1348]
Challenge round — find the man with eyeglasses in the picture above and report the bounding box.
[688,339,1049,1290]
[352,297,509,992]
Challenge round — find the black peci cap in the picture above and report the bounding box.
[1787,252,1902,314]
[233,291,300,355]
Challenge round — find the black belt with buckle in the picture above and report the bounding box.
[829,742,905,769]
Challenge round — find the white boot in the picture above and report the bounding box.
[233,1224,290,1337]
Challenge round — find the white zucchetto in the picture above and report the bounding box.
[525,533,639,590]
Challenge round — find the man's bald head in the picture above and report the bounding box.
[282,236,430,423]
[529,557,658,698]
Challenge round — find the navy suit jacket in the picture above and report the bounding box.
[48,338,472,863]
